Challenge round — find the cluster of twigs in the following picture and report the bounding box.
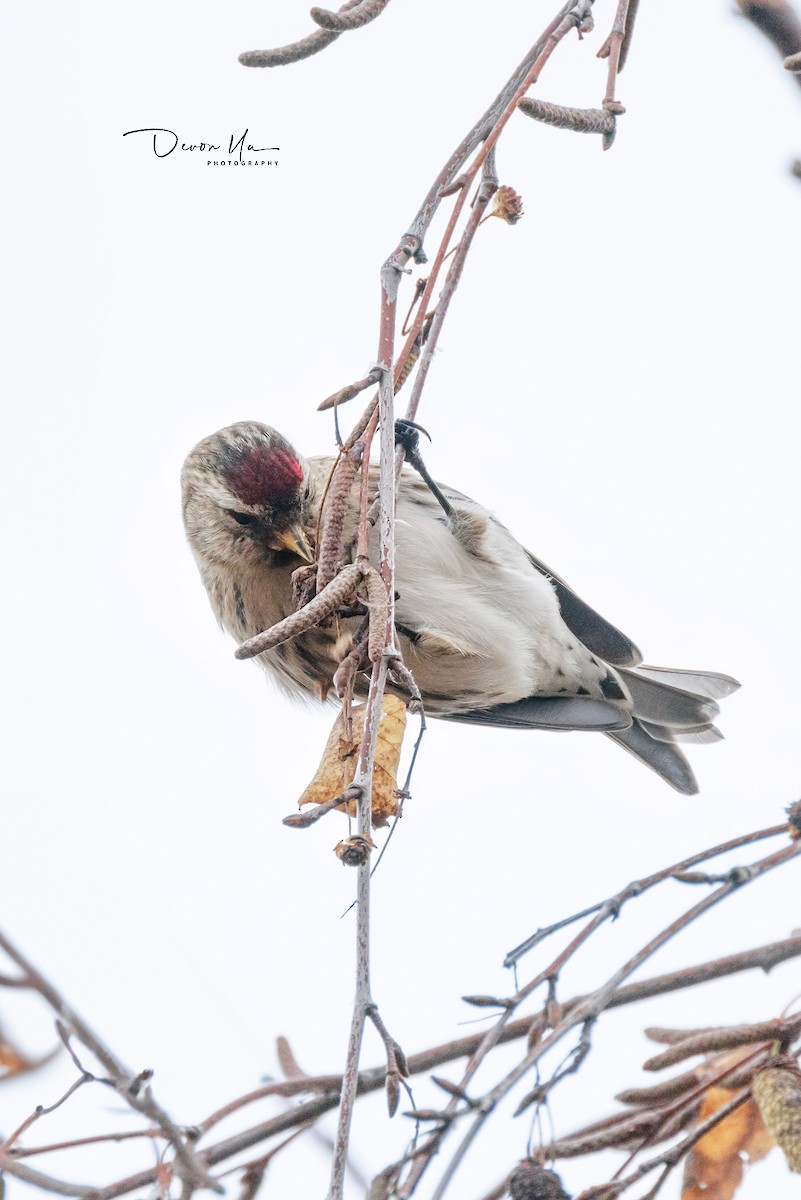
[5,3,801,1199]
[1,816,801,1198]
[233,4,648,1197]
[234,4,801,1188]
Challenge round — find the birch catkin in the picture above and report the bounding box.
[751,1057,801,1171]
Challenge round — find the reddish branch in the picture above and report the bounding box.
[4,6,800,1200]
[2,926,801,1197]
[394,830,801,1198]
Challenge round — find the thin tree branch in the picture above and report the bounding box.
[398,834,801,1197]
[0,930,219,1194]
[8,929,798,1200]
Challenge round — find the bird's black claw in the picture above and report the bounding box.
[394,418,431,454]
[394,420,452,517]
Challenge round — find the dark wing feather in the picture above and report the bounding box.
[437,696,631,732]
[524,550,642,667]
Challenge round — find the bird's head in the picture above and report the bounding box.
[181,422,314,569]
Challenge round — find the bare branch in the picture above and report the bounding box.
[0,930,219,1194]
[642,1013,801,1070]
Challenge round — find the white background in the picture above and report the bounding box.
[2,2,800,1197]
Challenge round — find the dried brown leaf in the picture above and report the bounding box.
[491,184,524,225]
[334,835,375,866]
[786,799,801,839]
[298,694,406,826]
[682,1086,775,1200]
[0,1032,53,1081]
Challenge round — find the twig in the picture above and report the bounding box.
[8,932,798,1200]
[318,369,383,412]
[642,1012,801,1070]
[325,666,384,1200]
[283,784,363,829]
[399,833,801,1197]
[367,1004,409,1117]
[7,1128,162,1161]
[0,1159,95,1198]
[578,1087,753,1199]
[0,1076,93,1157]
[549,1043,772,1160]
[0,972,28,987]
[504,820,789,968]
[0,929,219,1194]
[232,1127,310,1200]
[326,224,407,1198]
[312,0,586,422]
[596,0,634,107]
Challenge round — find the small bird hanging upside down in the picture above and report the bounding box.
[181,421,739,795]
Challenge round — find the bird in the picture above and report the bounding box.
[181,420,739,795]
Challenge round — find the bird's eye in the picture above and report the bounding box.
[226,509,258,527]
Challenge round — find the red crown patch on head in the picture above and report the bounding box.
[224,443,303,507]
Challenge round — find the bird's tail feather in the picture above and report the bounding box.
[623,665,740,701]
[608,663,740,791]
[607,720,699,795]
[639,719,723,746]
[618,667,721,728]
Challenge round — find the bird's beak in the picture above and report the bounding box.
[267,524,315,562]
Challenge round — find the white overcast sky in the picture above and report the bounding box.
[2,3,801,1198]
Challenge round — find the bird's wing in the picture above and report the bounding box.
[390,463,640,667]
[523,550,642,667]
[437,695,631,732]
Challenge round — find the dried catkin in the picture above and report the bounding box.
[509,1161,571,1200]
[751,1057,801,1172]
